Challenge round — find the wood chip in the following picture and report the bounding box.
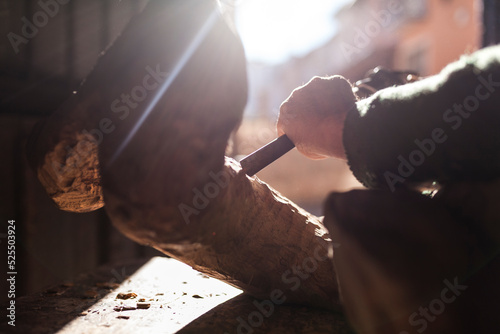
[192,294,203,299]
[138,298,146,302]
[116,292,137,300]
[114,306,136,312]
[83,290,99,299]
[136,302,151,309]
[96,282,120,289]
[117,315,130,320]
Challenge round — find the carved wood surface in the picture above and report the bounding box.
[26,1,500,333]
[27,0,340,311]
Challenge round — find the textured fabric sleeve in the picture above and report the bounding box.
[343,45,500,191]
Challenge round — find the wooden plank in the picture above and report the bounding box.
[1,257,353,334]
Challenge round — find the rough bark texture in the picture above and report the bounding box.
[104,158,339,308]
[27,0,340,310]
[28,121,103,212]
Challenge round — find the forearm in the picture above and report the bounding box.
[344,46,500,190]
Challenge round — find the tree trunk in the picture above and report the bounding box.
[27,0,340,310]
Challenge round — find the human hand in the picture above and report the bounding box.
[277,75,357,160]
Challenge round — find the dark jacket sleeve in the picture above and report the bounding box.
[343,45,500,191]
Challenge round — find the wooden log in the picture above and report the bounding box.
[103,157,339,308]
[27,0,340,310]
[323,184,500,333]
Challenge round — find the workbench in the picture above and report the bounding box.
[1,256,353,333]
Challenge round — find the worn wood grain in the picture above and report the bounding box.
[0,257,353,334]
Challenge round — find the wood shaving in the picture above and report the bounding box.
[136,302,151,309]
[83,290,99,299]
[96,282,120,289]
[114,306,136,312]
[116,292,137,300]
[117,315,130,320]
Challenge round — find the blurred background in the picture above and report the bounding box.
[231,0,483,214]
[0,0,494,303]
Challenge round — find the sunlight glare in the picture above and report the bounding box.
[57,257,242,334]
[235,0,353,64]
[107,8,219,167]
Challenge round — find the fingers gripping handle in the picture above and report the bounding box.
[239,135,295,176]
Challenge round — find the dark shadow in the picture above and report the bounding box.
[178,293,354,334]
[0,258,150,334]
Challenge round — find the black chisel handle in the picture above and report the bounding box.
[240,134,295,176]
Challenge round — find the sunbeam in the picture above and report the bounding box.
[106,9,220,167]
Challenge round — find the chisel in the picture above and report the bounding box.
[239,134,295,176]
